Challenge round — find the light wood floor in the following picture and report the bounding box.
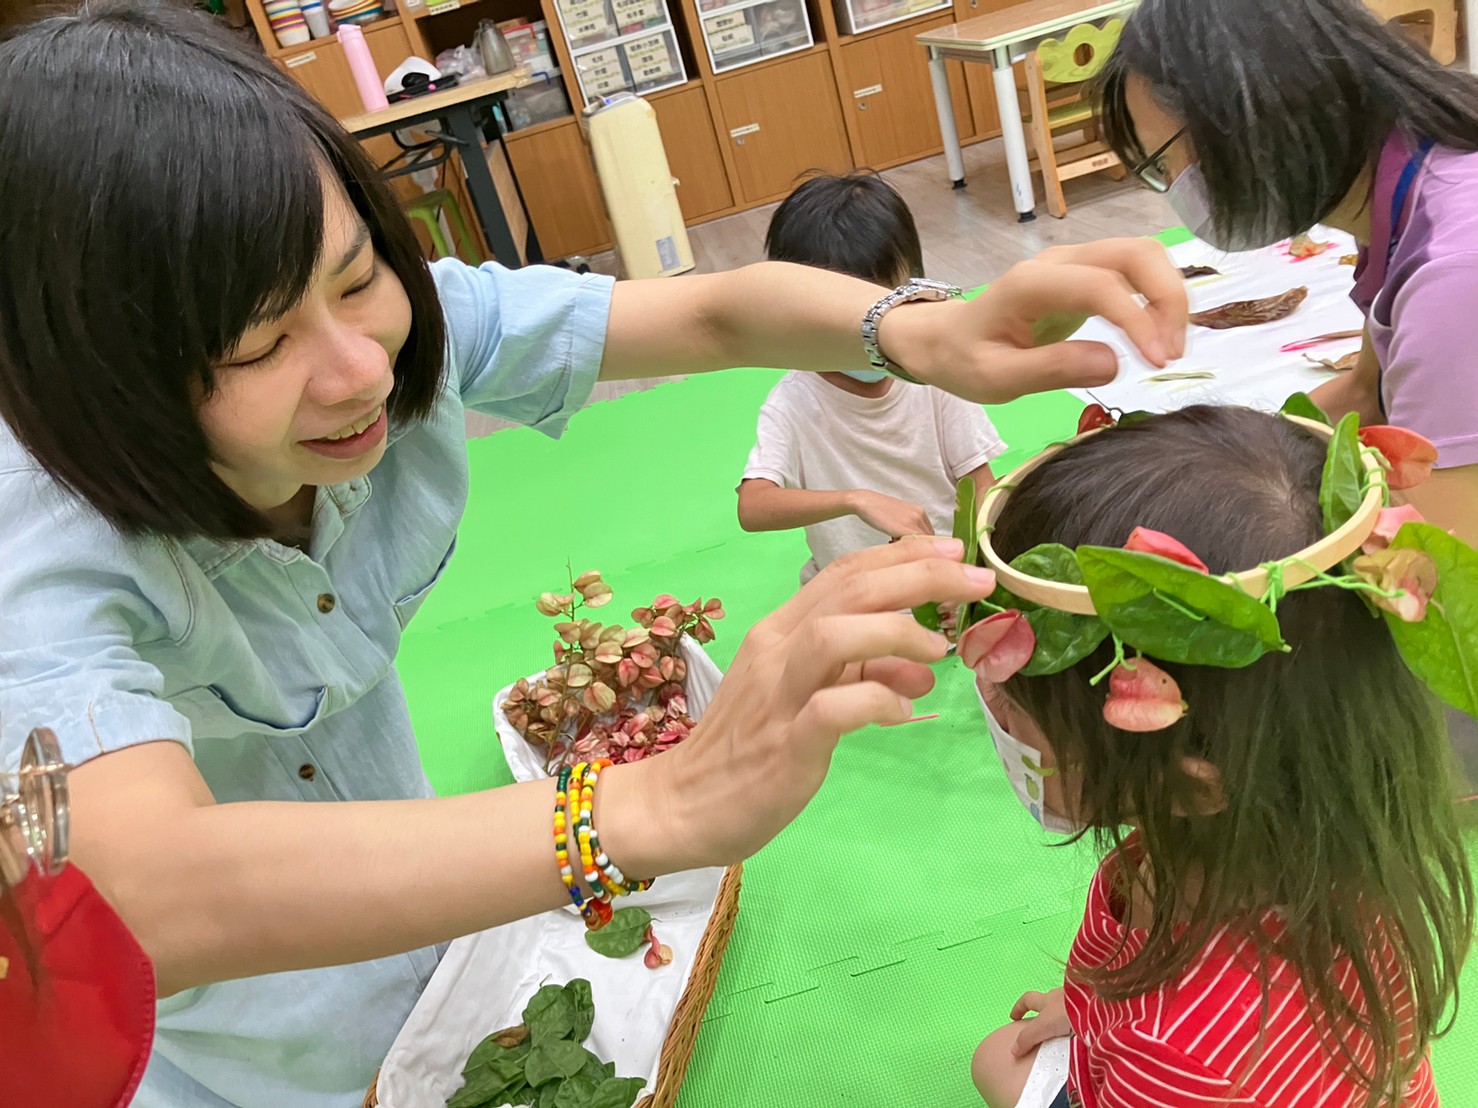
[465,137,1171,437]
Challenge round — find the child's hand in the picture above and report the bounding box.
[849,490,935,540]
[1009,988,1071,1057]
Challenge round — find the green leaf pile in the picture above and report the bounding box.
[447,980,646,1108]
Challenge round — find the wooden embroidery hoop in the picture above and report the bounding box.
[978,415,1387,616]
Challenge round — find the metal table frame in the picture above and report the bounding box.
[344,74,541,268]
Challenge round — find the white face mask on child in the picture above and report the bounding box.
[974,684,1084,835]
[841,369,889,383]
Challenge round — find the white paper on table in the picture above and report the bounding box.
[1069,228,1366,415]
[375,868,725,1108]
[373,638,727,1108]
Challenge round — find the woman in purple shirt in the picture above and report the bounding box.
[1097,0,1478,545]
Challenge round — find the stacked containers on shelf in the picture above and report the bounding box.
[265,0,311,46]
[554,0,687,106]
[300,0,332,37]
[831,0,947,34]
[696,0,813,74]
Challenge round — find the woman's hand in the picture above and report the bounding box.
[598,539,997,873]
[880,239,1189,403]
[1010,988,1072,1057]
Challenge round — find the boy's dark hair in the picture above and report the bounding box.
[0,0,447,539]
[1100,0,1478,249]
[992,406,1473,1108]
[764,171,925,287]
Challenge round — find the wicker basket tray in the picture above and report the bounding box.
[364,862,740,1108]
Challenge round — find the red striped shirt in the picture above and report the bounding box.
[1064,840,1437,1108]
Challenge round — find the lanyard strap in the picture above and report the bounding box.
[1388,138,1435,267]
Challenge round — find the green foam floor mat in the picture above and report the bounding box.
[397,294,1478,1108]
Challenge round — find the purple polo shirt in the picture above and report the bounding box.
[1352,131,1478,469]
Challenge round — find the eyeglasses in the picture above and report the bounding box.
[0,729,70,883]
[1129,127,1187,194]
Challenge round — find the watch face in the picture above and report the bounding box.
[905,278,962,300]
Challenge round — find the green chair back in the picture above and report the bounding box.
[1036,18,1123,85]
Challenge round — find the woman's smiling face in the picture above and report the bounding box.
[195,174,412,522]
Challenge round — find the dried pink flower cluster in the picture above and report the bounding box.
[501,572,724,772]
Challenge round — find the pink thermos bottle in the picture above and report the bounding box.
[338,24,389,112]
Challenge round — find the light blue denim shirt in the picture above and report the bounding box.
[0,260,614,1107]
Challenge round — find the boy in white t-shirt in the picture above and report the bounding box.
[738,172,1006,585]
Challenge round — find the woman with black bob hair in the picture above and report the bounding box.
[1101,0,1478,545]
[0,3,1187,1104]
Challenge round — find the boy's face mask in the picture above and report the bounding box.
[973,681,1085,835]
[840,370,889,384]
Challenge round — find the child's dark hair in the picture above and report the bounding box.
[764,171,924,287]
[992,406,1473,1106]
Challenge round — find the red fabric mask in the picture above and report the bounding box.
[0,864,155,1108]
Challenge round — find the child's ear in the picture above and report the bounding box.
[1174,757,1228,817]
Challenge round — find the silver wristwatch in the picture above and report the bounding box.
[861,278,965,384]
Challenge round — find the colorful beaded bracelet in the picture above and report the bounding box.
[580,760,654,897]
[554,764,612,930]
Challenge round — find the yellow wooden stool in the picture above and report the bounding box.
[1022,19,1125,220]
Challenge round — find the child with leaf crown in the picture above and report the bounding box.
[961,403,1474,1108]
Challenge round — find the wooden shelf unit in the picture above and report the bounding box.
[248,0,1015,260]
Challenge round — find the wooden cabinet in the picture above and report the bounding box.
[503,120,613,259]
[714,50,852,206]
[837,14,973,168]
[651,87,734,222]
[275,21,413,118]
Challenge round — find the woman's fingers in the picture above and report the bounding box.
[791,682,915,759]
[781,612,949,702]
[856,656,938,701]
[811,559,996,626]
[1039,239,1189,359]
[767,537,966,635]
[994,260,1172,370]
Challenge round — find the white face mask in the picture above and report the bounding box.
[1165,165,1285,254]
[974,683,1084,835]
[841,369,889,383]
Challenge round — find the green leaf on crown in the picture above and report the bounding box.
[1320,412,1365,536]
[915,477,978,635]
[1077,546,1286,668]
[1384,522,1478,717]
[1280,392,1331,426]
[992,543,1109,676]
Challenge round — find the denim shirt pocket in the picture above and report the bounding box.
[175,682,329,739]
[392,537,458,630]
